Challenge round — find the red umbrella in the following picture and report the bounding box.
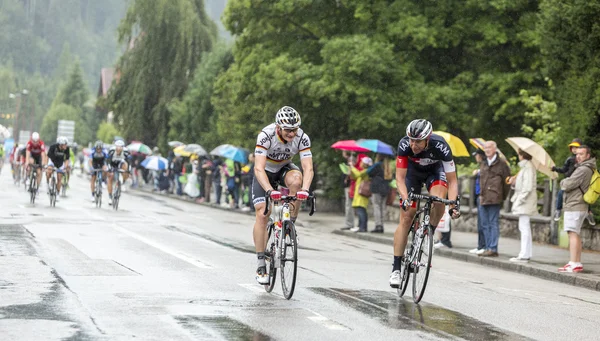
[331,140,370,152]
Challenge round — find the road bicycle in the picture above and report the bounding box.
[111,167,128,210]
[46,166,65,207]
[92,169,104,208]
[27,164,42,204]
[398,192,460,303]
[262,189,316,299]
[61,167,70,197]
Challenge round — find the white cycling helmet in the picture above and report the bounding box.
[406,119,433,140]
[275,106,301,129]
[31,132,40,141]
[57,136,68,145]
[115,140,125,147]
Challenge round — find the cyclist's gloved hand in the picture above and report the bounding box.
[449,207,460,219]
[268,190,282,201]
[400,198,411,211]
[297,190,309,200]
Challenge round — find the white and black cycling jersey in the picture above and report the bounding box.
[254,123,312,173]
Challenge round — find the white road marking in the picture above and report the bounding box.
[114,226,213,269]
[238,283,267,294]
[305,308,350,331]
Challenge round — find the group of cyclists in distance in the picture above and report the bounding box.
[7,133,130,206]
[2,107,461,288]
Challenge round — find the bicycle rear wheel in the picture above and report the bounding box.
[412,225,434,303]
[397,225,416,298]
[264,223,277,293]
[280,221,298,300]
[61,174,67,197]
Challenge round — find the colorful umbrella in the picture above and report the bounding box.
[506,137,557,179]
[356,139,395,156]
[183,143,207,156]
[126,142,152,155]
[173,145,192,157]
[141,156,169,170]
[469,138,486,150]
[168,140,184,147]
[331,140,370,152]
[433,131,469,157]
[210,144,248,163]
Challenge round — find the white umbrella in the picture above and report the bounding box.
[141,156,169,170]
[505,137,557,179]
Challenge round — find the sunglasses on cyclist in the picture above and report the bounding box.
[282,128,299,134]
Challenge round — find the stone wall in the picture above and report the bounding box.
[317,195,600,251]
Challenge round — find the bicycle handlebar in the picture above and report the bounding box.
[263,193,316,217]
[409,192,461,208]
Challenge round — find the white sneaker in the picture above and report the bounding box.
[434,242,447,249]
[90,195,96,202]
[509,257,530,263]
[468,248,481,254]
[476,249,486,255]
[350,227,360,232]
[389,270,401,288]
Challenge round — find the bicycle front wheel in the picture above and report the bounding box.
[280,221,298,300]
[412,225,434,303]
[397,226,416,298]
[50,177,56,207]
[113,181,120,210]
[29,175,37,204]
[264,224,277,293]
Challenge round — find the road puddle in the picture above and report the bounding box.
[310,288,532,340]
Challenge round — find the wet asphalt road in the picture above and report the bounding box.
[1,168,600,341]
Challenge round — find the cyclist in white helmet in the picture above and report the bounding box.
[107,139,130,204]
[45,136,71,196]
[252,106,314,285]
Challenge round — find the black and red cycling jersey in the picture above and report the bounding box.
[26,140,46,156]
[396,134,456,173]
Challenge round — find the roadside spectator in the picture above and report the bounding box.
[350,155,373,233]
[172,155,184,196]
[552,138,581,221]
[508,149,538,263]
[469,148,486,254]
[201,157,214,204]
[367,154,392,233]
[479,141,511,257]
[340,151,356,231]
[241,153,255,212]
[558,145,597,272]
[212,157,223,204]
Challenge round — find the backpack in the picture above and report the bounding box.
[583,167,600,205]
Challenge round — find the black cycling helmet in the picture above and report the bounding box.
[406,119,433,140]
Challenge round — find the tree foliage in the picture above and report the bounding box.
[96,122,121,144]
[107,0,218,147]
[167,42,234,150]
[40,103,91,144]
[538,0,600,152]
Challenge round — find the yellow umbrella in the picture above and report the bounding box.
[433,131,470,157]
[173,145,192,157]
[505,137,557,179]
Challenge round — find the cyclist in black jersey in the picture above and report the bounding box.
[389,119,461,288]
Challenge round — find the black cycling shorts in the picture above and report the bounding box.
[252,163,301,206]
[404,162,447,196]
[31,154,42,165]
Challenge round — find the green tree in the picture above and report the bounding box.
[167,42,233,149]
[40,103,92,144]
[96,121,121,143]
[108,0,218,147]
[538,0,600,152]
[53,60,88,109]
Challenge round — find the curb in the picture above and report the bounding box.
[332,230,600,292]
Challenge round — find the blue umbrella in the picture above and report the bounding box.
[356,139,395,156]
[210,144,248,163]
[141,156,169,170]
